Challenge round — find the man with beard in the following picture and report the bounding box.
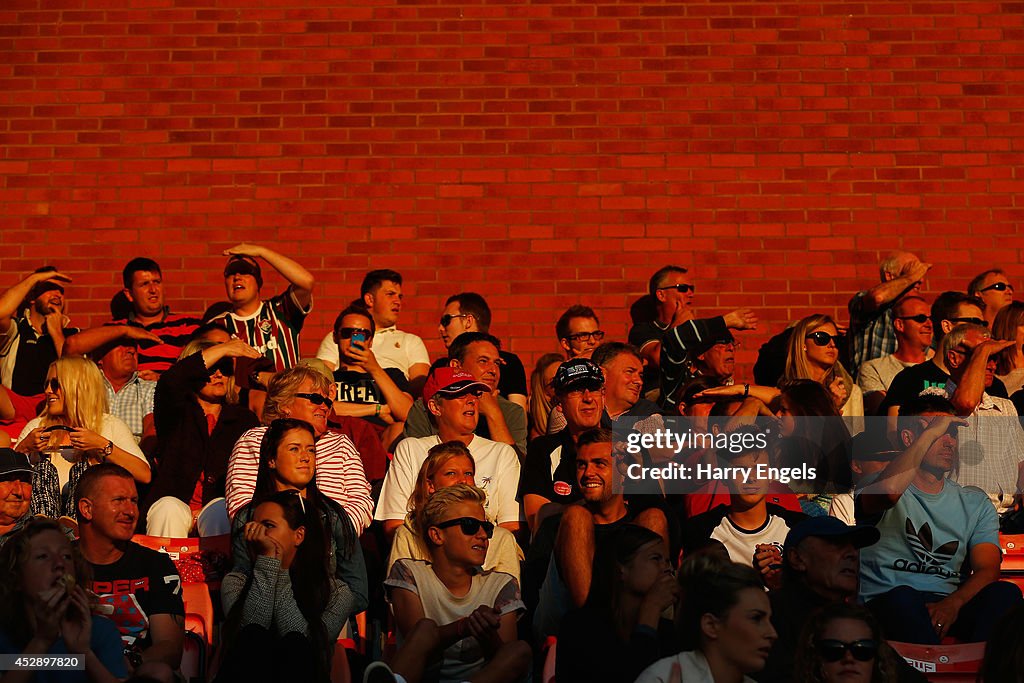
[525,428,668,642]
[0,266,77,395]
[858,396,1021,644]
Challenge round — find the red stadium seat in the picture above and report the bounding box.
[131,533,232,589]
[888,641,985,682]
[542,637,557,683]
[998,533,1024,594]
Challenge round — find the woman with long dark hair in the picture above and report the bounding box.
[219,488,357,683]
[556,524,679,683]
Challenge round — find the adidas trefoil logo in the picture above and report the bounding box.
[891,519,959,578]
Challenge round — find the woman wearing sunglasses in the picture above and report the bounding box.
[141,338,261,537]
[219,490,352,683]
[783,315,863,426]
[793,604,902,683]
[365,483,530,683]
[15,356,150,518]
[387,440,522,579]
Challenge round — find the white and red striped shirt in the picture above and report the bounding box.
[225,426,373,532]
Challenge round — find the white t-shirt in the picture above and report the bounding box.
[374,435,521,526]
[316,327,429,377]
[857,353,921,395]
[18,413,147,489]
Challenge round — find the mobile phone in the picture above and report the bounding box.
[351,330,367,351]
[43,425,72,433]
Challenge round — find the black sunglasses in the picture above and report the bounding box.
[806,331,842,347]
[295,392,332,407]
[337,327,372,340]
[439,313,471,327]
[434,517,494,538]
[657,283,695,294]
[46,377,61,393]
[896,314,930,324]
[208,358,234,377]
[948,317,987,327]
[566,330,605,343]
[815,639,878,662]
[980,281,1013,293]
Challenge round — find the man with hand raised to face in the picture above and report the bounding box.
[207,243,315,372]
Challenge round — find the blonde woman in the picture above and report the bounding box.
[784,315,864,424]
[528,352,562,441]
[15,357,149,518]
[992,301,1024,396]
[387,440,522,580]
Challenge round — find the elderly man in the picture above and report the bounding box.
[225,364,373,531]
[758,516,881,682]
[0,449,33,548]
[968,268,1015,328]
[848,251,931,376]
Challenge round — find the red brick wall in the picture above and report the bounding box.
[2,0,1022,374]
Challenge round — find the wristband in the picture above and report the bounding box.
[743,383,750,398]
[375,404,382,417]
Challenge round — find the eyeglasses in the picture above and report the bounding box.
[295,393,332,407]
[979,281,1013,293]
[815,639,878,662]
[46,378,61,393]
[337,327,372,340]
[565,331,605,343]
[806,331,842,347]
[949,317,987,327]
[207,359,234,377]
[657,283,696,294]
[439,313,471,327]
[896,314,930,324]
[434,517,494,538]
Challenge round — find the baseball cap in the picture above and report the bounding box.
[422,367,489,405]
[223,255,263,288]
[694,330,735,358]
[850,428,900,462]
[0,449,33,481]
[552,358,604,394]
[784,516,880,552]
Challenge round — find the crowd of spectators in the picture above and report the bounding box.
[1,247,1023,682]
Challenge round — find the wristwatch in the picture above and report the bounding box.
[100,440,114,462]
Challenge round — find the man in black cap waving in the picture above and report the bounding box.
[208,243,315,371]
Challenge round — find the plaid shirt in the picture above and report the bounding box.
[104,373,156,442]
[936,382,1024,514]
[847,291,898,377]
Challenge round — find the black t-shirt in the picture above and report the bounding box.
[334,366,408,429]
[878,361,949,415]
[83,542,185,650]
[497,349,528,398]
[518,429,579,505]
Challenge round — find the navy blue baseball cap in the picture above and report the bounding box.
[784,516,879,551]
